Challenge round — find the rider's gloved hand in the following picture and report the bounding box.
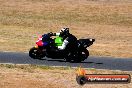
[48,32,54,36]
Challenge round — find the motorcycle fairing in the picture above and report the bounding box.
[54,36,63,46]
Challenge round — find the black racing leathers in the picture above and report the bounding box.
[64,34,78,52]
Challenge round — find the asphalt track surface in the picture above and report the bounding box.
[0,52,132,71]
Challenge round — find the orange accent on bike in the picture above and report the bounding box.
[35,45,38,48]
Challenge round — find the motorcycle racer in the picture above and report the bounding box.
[57,28,78,51]
[41,28,78,51]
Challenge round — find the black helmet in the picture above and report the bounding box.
[60,28,69,36]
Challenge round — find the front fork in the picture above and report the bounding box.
[34,45,46,54]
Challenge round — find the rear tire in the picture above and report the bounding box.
[65,52,82,63]
[81,49,89,61]
[65,49,89,63]
[29,47,45,59]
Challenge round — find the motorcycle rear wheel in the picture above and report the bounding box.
[81,49,89,61]
[65,49,89,63]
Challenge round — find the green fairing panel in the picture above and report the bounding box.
[55,36,63,46]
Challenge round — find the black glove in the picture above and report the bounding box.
[48,32,53,36]
[52,33,56,36]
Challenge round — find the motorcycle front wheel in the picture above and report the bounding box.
[29,47,45,59]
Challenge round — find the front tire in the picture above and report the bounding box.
[29,47,45,59]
